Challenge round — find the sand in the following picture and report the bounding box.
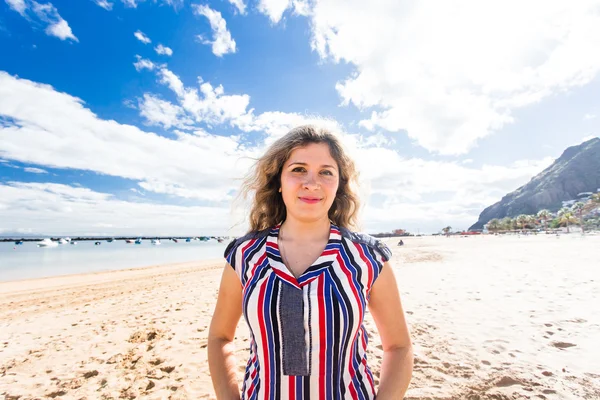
[1,234,599,399]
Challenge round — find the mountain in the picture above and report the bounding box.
[469,137,600,231]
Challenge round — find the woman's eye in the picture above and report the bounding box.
[321,170,333,176]
[291,167,306,172]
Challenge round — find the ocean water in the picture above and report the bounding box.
[0,239,228,282]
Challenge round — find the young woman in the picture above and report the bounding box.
[208,125,413,399]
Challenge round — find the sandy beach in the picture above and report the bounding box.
[1,234,599,399]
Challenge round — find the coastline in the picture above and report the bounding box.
[1,235,599,399]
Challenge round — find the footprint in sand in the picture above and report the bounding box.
[551,341,576,349]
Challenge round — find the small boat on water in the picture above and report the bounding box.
[125,239,135,244]
[37,238,58,248]
[15,241,24,245]
[94,241,101,245]
[70,241,78,245]
[107,238,114,243]
[58,238,68,245]
[151,239,161,245]
[135,238,142,245]
[185,238,191,242]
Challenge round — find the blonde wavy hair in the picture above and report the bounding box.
[240,125,361,232]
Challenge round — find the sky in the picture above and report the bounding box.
[1,0,600,237]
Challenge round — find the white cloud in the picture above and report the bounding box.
[121,0,140,7]
[155,44,173,56]
[227,0,246,14]
[158,68,184,96]
[257,0,290,23]
[134,30,151,44]
[137,93,193,130]
[583,113,596,120]
[292,0,310,16]
[352,145,555,233]
[193,4,236,57]
[0,71,253,204]
[5,0,27,16]
[121,0,183,8]
[24,167,48,173]
[45,18,77,41]
[93,0,113,10]
[305,0,600,155]
[133,55,155,71]
[6,0,78,41]
[0,182,232,236]
[0,71,561,234]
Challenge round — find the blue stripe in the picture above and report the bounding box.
[325,270,351,399]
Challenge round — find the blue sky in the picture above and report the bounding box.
[1,0,599,236]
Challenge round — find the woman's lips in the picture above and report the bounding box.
[298,197,322,204]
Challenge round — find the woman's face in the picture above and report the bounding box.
[280,142,340,224]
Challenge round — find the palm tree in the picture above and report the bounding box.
[537,209,551,232]
[500,217,513,232]
[584,193,600,213]
[516,214,529,232]
[486,219,500,233]
[572,202,586,233]
[442,226,452,237]
[558,207,577,233]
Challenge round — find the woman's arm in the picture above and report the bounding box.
[368,261,413,399]
[208,264,243,400]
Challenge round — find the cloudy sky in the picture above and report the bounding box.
[1,0,599,236]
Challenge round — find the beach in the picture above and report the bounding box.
[1,234,599,399]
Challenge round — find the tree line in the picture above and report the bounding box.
[485,193,600,233]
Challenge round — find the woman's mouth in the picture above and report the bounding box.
[298,197,322,204]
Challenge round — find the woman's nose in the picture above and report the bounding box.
[303,173,319,189]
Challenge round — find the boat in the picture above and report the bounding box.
[172,238,179,243]
[185,238,191,242]
[107,238,114,243]
[58,238,68,244]
[70,241,78,245]
[125,239,135,244]
[151,239,161,245]
[94,241,101,245]
[135,238,142,245]
[14,241,24,245]
[37,238,58,248]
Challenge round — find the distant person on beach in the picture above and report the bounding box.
[208,125,413,399]
[398,239,404,246]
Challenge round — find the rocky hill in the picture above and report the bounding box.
[469,137,600,231]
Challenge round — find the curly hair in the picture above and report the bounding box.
[240,125,361,232]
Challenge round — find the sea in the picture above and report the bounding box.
[0,239,229,282]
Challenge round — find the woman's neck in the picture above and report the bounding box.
[280,217,330,242]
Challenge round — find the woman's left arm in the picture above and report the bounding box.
[368,261,413,399]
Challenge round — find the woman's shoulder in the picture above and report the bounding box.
[224,228,270,259]
[338,226,392,262]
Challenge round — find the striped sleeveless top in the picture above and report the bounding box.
[224,223,392,400]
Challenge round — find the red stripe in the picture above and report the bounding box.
[318,276,326,399]
[349,383,359,400]
[288,375,295,400]
[243,252,266,292]
[336,252,364,386]
[256,277,270,400]
[355,243,373,291]
[360,330,375,394]
[271,268,298,287]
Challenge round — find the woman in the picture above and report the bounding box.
[208,125,413,399]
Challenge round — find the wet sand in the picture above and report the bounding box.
[1,234,599,399]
